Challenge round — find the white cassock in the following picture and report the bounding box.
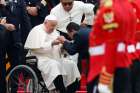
[24,24,81,90]
[50,1,94,33]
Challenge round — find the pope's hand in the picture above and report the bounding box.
[52,39,61,46]
[57,36,66,44]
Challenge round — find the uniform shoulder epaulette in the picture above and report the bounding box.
[104,0,113,8]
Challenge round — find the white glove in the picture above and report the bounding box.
[98,83,111,93]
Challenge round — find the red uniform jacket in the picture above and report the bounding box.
[131,0,140,41]
[88,0,136,83]
[127,0,140,59]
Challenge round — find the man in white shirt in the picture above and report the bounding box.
[50,1,94,90]
[24,15,80,93]
[50,0,94,38]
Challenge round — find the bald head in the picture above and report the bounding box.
[60,0,74,12]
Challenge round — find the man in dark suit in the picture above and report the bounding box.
[5,0,32,67]
[4,0,32,92]
[58,22,91,72]
[58,22,91,91]
[0,23,14,93]
[0,0,31,92]
[0,2,19,92]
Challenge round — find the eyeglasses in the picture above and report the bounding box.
[62,2,73,6]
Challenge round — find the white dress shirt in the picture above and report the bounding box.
[50,1,94,33]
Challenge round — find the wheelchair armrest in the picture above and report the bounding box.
[26,56,37,60]
[25,56,38,66]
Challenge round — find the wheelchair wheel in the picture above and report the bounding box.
[7,65,38,93]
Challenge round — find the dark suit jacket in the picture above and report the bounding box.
[6,0,32,44]
[63,27,91,61]
[3,0,32,67]
[63,27,91,72]
[25,0,49,27]
[0,24,6,50]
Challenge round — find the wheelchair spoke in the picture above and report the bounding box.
[7,65,39,93]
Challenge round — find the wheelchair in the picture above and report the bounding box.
[6,56,49,93]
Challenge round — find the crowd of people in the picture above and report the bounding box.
[1,0,140,93]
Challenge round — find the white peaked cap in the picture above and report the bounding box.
[44,15,57,22]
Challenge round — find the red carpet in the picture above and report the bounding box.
[77,59,88,93]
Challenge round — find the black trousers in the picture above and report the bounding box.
[87,76,99,93]
[0,26,7,93]
[54,75,66,93]
[67,79,79,93]
[131,59,140,93]
[0,47,6,93]
[6,31,25,69]
[6,31,25,93]
[54,75,79,93]
[113,68,132,93]
[0,52,6,93]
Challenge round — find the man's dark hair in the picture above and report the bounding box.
[66,22,80,32]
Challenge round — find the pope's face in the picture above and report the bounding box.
[44,20,57,34]
[61,0,74,12]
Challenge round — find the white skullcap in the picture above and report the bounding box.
[44,15,57,22]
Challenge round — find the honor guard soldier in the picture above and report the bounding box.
[88,0,137,93]
[129,0,140,93]
[5,0,32,92]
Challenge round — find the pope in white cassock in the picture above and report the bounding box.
[24,15,81,93]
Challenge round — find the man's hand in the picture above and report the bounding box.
[4,24,16,31]
[27,6,38,16]
[0,18,6,24]
[52,39,61,46]
[57,36,66,44]
[0,18,15,31]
